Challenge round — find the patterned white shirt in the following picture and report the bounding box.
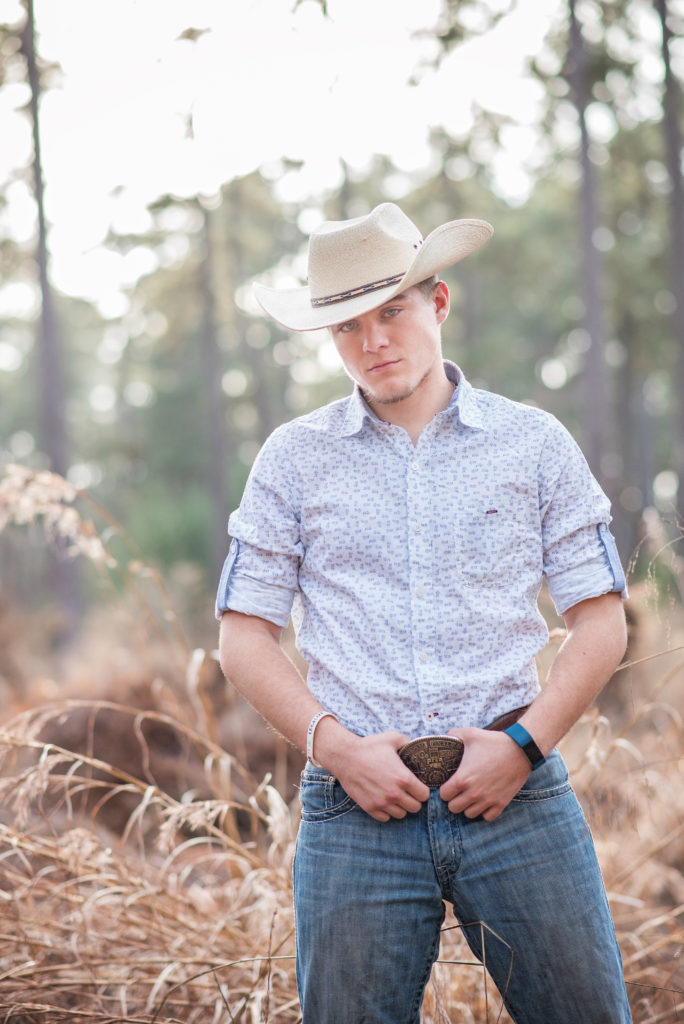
[216,362,626,738]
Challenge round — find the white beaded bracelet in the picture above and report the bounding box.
[306,710,338,768]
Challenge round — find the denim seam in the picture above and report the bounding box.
[428,797,463,898]
[299,803,358,823]
[408,921,443,1023]
[512,784,572,803]
[299,770,360,821]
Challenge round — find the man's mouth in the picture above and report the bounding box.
[369,359,399,373]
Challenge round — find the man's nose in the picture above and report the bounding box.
[362,323,389,352]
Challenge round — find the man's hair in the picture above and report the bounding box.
[414,275,439,301]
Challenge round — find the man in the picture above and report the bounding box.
[216,202,632,1023]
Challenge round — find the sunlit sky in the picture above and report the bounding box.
[2,0,570,318]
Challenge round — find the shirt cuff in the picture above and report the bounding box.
[548,523,628,615]
[215,541,294,627]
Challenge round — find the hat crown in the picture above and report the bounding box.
[307,203,422,305]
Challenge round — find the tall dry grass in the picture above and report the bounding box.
[0,463,683,1022]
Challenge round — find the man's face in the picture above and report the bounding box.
[330,282,450,413]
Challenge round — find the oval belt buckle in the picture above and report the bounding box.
[398,735,464,787]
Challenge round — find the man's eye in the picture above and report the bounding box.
[383,307,401,318]
[338,321,357,333]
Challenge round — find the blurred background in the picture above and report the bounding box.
[1,0,683,657]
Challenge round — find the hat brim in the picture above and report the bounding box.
[253,217,493,332]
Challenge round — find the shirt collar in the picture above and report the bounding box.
[340,386,372,436]
[445,361,485,431]
[340,360,485,437]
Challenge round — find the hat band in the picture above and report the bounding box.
[310,272,405,309]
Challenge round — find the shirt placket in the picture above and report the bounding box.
[405,446,440,734]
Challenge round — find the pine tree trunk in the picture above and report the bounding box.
[21,0,81,642]
[654,0,684,503]
[197,204,231,577]
[567,0,610,483]
[21,0,68,477]
[223,182,281,441]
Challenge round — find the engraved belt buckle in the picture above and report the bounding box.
[398,735,464,787]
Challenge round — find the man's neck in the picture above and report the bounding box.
[366,370,455,445]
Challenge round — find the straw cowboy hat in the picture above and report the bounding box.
[253,202,493,332]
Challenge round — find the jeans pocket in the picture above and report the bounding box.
[511,750,572,803]
[299,767,357,822]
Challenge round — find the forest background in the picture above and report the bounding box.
[0,0,683,653]
[0,0,684,1020]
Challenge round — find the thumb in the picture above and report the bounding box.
[387,731,413,750]
[448,725,475,741]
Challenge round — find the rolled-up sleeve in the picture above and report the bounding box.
[545,522,627,615]
[215,429,303,626]
[540,420,628,615]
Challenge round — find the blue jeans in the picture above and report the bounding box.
[293,750,632,1024]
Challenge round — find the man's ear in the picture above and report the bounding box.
[433,281,450,324]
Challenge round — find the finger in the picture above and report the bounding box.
[440,775,461,801]
[447,791,480,816]
[451,794,502,820]
[388,731,413,749]
[448,726,472,741]
[380,784,429,817]
[392,758,430,803]
[397,794,425,814]
[404,777,430,803]
[382,803,408,820]
[441,763,472,799]
[366,791,418,821]
[384,788,425,815]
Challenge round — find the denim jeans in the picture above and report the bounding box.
[293,750,632,1024]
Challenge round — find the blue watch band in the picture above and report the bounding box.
[504,722,546,770]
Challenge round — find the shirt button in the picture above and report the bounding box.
[416,585,426,598]
[409,460,419,471]
[413,522,422,533]
[419,652,429,663]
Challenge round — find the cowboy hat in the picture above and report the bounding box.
[252,202,493,332]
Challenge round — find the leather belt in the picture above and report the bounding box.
[398,704,530,787]
[484,704,531,734]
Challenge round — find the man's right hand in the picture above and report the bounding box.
[314,723,430,822]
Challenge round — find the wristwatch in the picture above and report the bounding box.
[504,722,546,771]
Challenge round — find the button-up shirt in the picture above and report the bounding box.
[216,362,626,737]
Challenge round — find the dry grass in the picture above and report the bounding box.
[1,464,684,1022]
[0,696,523,1023]
[0,697,299,1023]
[0,694,521,1023]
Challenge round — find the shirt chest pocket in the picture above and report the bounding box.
[457,505,539,589]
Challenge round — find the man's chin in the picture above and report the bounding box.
[361,379,415,407]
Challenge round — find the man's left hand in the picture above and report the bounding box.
[439,727,532,821]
